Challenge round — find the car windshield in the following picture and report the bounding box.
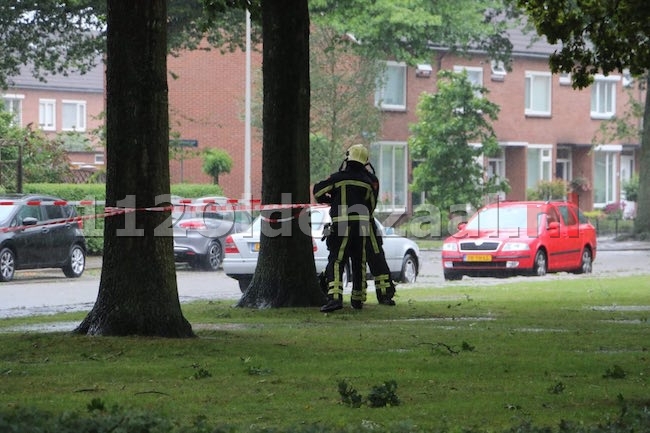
[466,205,542,231]
[0,204,17,225]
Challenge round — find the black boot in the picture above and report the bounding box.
[320,298,343,312]
[351,300,363,310]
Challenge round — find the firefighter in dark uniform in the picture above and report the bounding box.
[313,144,375,312]
[364,167,397,306]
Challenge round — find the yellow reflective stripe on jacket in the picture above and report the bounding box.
[313,184,333,200]
[332,214,371,222]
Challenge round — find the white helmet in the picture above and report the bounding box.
[346,144,368,164]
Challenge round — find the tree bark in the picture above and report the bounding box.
[634,75,650,234]
[75,0,194,337]
[237,0,325,308]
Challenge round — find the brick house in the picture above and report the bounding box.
[373,31,642,214]
[1,65,106,176]
[3,31,642,213]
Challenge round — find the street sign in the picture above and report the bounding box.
[172,139,198,147]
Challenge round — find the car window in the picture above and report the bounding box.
[545,207,561,226]
[557,205,577,225]
[44,204,65,220]
[235,211,252,225]
[466,205,530,230]
[14,204,43,225]
[0,204,17,224]
[577,208,589,224]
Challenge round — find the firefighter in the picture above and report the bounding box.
[356,163,397,306]
[313,144,376,312]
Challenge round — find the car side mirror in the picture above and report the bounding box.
[547,221,560,235]
[22,217,38,226]
[384,227,394,235]
[457,222,467,231]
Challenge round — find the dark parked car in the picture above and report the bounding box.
[0,194,87,282]
[173,196,253,271]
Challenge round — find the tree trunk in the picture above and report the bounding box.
[75,0,194,337]
[237,0,325,308]
[634,74,650,234]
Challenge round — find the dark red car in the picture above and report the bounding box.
[441,200,597,280]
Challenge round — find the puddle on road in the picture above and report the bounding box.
[589,305,650,312]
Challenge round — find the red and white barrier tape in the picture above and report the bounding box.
[0,199,329,232]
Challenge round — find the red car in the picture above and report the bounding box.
[441,200,597,280]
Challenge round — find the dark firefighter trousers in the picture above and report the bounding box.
[325,221,367,303]
[351,220,396,302]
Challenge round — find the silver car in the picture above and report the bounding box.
[222,206,419,291]
[173,197,252,271]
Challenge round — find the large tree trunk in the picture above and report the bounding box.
[635,75,650,234]
[75,0,194,337]
[237,0,325,308]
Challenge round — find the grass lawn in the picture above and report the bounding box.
[0,275,648,432]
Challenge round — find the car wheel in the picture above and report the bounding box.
[574,248,593,274]
[531,249,547,277]
[399,253,418,283]
[444,271,462,281]
[238,277,252,293]
[202,240,222,271]
[0,247,16,282]
[62,245,86,278]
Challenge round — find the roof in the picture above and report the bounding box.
[507,26,562,58]
[8,61,104,94]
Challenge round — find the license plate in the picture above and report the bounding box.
[465,254,492,262]
[253,243,260,252]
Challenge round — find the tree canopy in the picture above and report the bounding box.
[409,70,508,214]
[516,0,650,234]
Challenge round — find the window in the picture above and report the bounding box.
[593,147,619,207]
[525,71,551,116]
[487,147,507,200]
[555,147,572,182]
[94,153,105,165]
[526,146,552,189]
[3,94,24,126]
[490,60,506,81]
[39,99,56,131]
[591,75,620,119]
[375,61,406,110]
[62,100,87,131]
[370,142,407,212]
[558,73,571,86]
[454,66,483,97]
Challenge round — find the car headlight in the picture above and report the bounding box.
[442,242,458,252]
[502,242,530,251]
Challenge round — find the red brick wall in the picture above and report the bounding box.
[167,47,263,201]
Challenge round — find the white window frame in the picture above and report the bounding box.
[525,71,552,117]
[94,153,105,165]
[555,146,572,182]
[591,75,620,120]
[490,60,506,82]
[39,99,56,131]
[2,94,24,126]
[454,65,483,97]
[593,145,621,208]
[374,61,407,111]
[62,100,87,131]
[370,141,408,213]
[558,73,572,86]
[526,144,553,189]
